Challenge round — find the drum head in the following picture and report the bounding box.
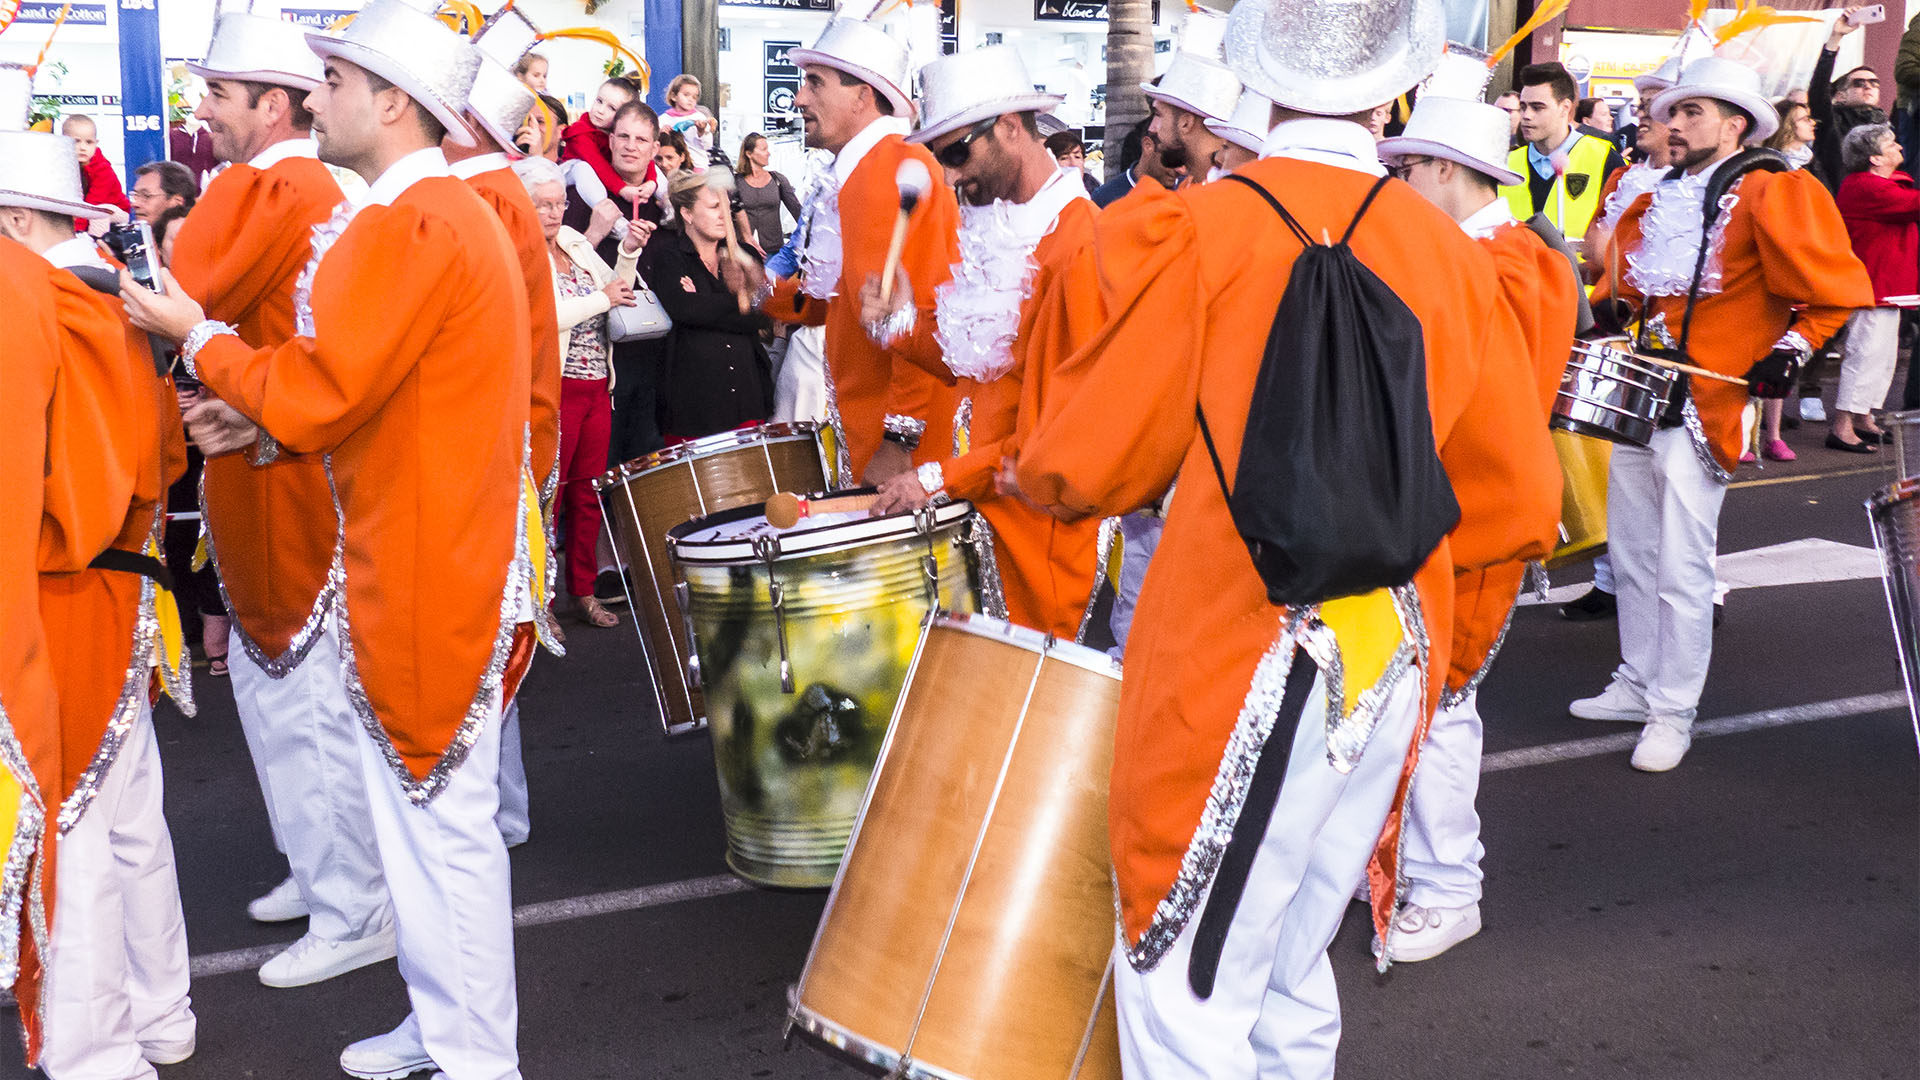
[669,498,975,565]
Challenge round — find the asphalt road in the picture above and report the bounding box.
[6,421,1915,1080]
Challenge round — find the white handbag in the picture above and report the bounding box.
[608,280,672,342]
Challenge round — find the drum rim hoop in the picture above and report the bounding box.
[930,611,1122,680]
[1870,477,1920,512]
[592,421,824,491]
[786,1003,967,1080]
[668,500,976,563]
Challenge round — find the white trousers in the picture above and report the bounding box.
[1114,664,1421,1080]
[773,324,828,425]
[355,696,520,1080]
[495,700,529,845]
[1836,306,1901,415]
[1608,426,1728,726]
[41,701,194,1080]
[1591,552,1614,593]
[1400,691,1486,910]
[1108,512,1164,656]
[229,620,392,942]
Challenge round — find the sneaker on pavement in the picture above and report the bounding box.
[246,876,308,923]
[593,569,629,606]
[1569,676,1649,723]
[260,926,398,988]
[140,1031,196,1065]
[1799,396,1827,423]
[1370,903,1482,963]
[341,1018,434,1080]
[1558,585,1617,621]
[1631,719,1692,772]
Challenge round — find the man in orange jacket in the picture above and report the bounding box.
[3,92,195,1077]
[770,16,961,486]
[1377,87,1579,963]
[1011,1,1525,1071]
[859,46,1107,640]
[123,3,537,1076]
[169,10,398,990]
[1579,57,1872,772]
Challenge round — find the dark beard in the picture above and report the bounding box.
[1157,143,1189,171]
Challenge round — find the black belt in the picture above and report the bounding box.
[87,549,174,592]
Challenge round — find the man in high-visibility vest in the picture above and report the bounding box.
[1502,62,1624,241]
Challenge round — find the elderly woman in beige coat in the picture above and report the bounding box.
[513,156,652,628]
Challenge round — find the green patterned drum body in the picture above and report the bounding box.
[669,503,982,887]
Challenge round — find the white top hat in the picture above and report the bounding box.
[464,54,535,151]
[1224,0,1446,118]
[188,12,324,91]
[1206,88,1276,155]
[1376,94,1522,186]
[475,4,540,69]
[306,0,482,147]
[1141,10,1241,123]
[1422,41,1493,102]
[788,18,914,120]
[1176,5,1231,61]
[907,47,1064,146]
[0,65,108,219]
[1632,55,1682,94]
[1651,56,1778,144]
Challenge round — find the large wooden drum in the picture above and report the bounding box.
[593,422,829,735]
[790,614,1123,1080]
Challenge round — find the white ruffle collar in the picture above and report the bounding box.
[933,169,1089,383]
[1624,157,1739,299]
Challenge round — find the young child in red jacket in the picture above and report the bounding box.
[64,114,132,220]
[560,77,657,206]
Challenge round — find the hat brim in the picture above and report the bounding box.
[307,34,477,147]
[906,93,1067,145]
[464,110,522,152]
[1204,119,1264,155]
[1141,83,1233,124]
[1630,73,1674,94]
[185,63,322,93]
[786,50,914,121]
[0,189,112,219]
[1376,135,1523,186]
[1224,0,1445,117]
[1650,85,1778,144]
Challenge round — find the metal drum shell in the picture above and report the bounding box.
[1868,478,1920,740]
[792,614,1124,1080]
[1552,341,1678,449]
[591,422,829,735]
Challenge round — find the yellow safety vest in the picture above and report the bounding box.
[1501,133,1614,240]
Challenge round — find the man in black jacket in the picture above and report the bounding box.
[1810,9,1886,191]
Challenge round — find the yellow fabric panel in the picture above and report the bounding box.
[1318,588,1402,717]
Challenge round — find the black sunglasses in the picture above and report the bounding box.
[1386,155,1434,181]
[935,117,998,169]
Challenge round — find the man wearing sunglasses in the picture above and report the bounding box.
[768,16,962,487]
[857,47,1106,642]
[1808,6,1888,191]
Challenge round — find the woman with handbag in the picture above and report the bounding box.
[516,156,655,628]
[643,172,776,443]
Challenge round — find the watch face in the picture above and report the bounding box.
[1566,173,1590,198]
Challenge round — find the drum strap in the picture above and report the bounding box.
[88,548,175,592]
[1186,648,1319,999]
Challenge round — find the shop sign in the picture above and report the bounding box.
[720,0,835,10]
[14,2,108,24]
[1035,0,1157,22]
[281,8,359,30]
[765,40,801,134]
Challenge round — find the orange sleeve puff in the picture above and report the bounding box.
[470,167,563,495]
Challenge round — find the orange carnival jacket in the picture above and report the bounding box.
[170,150,343,668]
[890,194,1107,639]
[766,128,962,480]
[1015,159,1511,964]
[1596,167,1871,473]
[193,175,533,801]
[1442,220,1581,700]
[465,163,562,500]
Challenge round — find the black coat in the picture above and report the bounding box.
[1811,47,1888,192]
[640,226,775,440]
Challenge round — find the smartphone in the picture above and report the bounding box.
[113,220,165,296]
[1846,5,1886,25]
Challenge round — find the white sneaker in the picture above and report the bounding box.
[246,876,309,923]
[1799,396,1827,423]
[1370,902,1482,963]
[140,1030,196,1065]
[259,926,398,988]
[1631,719,1692,772]
[1569,676,1649,723]
[341,1017,434,1080]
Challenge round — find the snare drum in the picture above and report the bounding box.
[1552,339,1679,448]
[1548,428,1610,567]
[791,614,1123,1080]
[594,423,829,735]
[668,502,984,887]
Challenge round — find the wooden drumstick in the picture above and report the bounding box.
[764,491,882,529]
[1611,347,1751,387]
[878,158,931,307]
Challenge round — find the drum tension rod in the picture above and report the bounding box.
[672,581,703,691]
[914,505,940,609]
[755,535,796,694]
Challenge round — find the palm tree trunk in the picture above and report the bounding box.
[1104,0,1156,182]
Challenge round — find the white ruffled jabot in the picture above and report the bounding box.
[1625,166,1737,299]
[933,170,1088,384]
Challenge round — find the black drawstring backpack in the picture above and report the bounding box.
[1198,174,1459,608]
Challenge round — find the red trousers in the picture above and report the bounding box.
[559,376,612,598]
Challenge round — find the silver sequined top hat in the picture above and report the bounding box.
[305,0,483,146]
[1141,7,1242,123]
[1420,41,1493,102]
[1224,0,1446,118]
[1651,56,1778,144]
[1376,94,1523,185]
[1206,88,1276,155]
[1632,55,1682,94]
[0,64,109,219]
[188,12,325,91]
[907,47,1064,146]
[464,55,535,150]
[475,3,540,68]
[788,18,915,120]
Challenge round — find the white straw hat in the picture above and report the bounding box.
[1376,95,1523,185]
[188,12,324,91]
[788,18,914,120]
[305,0,482,147]
[1650,56,1778,144]
[907,47,1063,145]
[1223,0,1445,118]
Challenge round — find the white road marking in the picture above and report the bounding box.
[188,691,1907,980]
[1520,538,1883,607]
